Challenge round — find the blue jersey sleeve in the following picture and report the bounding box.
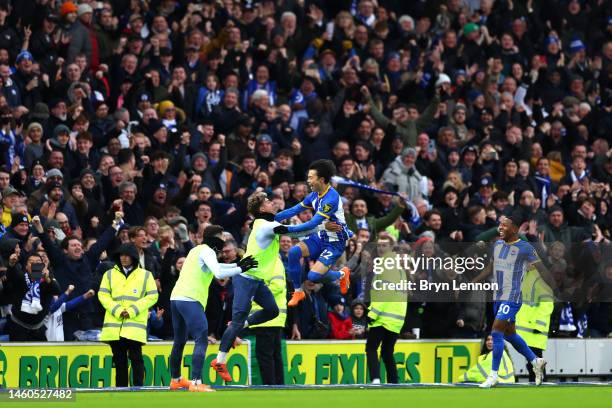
[274,192,316,222]
[287,213,327,233]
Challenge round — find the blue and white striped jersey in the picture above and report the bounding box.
[492,239,539,303]
[301,186,351,242]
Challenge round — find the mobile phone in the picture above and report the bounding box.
[428,140,436,154]
[325,22,335,39]
[31,262,44,280]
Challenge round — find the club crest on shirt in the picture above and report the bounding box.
[322,204,332,213]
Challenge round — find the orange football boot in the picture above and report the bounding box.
[339,267,351,295]
[288,290,306,307]
[169,377,192,390]
[211,359,233,382]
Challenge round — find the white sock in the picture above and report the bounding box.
[191,379,202,385]
[490,370,498,379]
[217,352,227,364]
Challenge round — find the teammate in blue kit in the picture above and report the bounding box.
[476,213,550,388]
[273,159,352,306]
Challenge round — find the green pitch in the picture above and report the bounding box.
[17,386,612,408]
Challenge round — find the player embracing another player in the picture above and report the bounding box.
[273,159,352,307]
[168,225,258,392]
[211,191,318,381]
[476,212,550,388]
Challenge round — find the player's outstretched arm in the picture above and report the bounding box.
[274,213,326,236]
[274,202,310,222]
[199,246,256,279]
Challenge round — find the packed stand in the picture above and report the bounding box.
[0,0,610,344]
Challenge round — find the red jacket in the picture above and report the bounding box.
[328,312,353,340]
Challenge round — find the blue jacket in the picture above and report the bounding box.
[37,225,118,312]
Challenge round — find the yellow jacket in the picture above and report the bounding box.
[458,351,515,383]
[98,265,158,344]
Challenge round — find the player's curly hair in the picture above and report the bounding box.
[247,191,268,217]
[308,159,336,183]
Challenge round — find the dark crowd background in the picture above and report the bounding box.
[0,0,610,343]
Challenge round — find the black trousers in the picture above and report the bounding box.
[6,318,47,341]
[253,327,284,385]
[526,347,546,382]
[109,337,145,387]
[366,326,399,383]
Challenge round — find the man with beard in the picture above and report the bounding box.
[44,99,69,138]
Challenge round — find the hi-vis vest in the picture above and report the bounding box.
[250,272,287,328]
[459,351,515,383]
[368,252,408,334]
[243,219,282,281]
[98,265,158,344]
[171,244,214,310]
[516,269,554,350]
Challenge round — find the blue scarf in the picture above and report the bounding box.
[534,173,551,209]
[20,273,42,314]
[559,302,576,332]
[332,176,420,226]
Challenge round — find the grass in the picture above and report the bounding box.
[15,386,612,408]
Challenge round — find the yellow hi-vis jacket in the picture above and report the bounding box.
[98,265,158,344]
[458,351,515,383]
[516,269,554,350]
[368,252,408,334]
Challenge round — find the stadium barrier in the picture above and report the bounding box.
[2,339,611,388]
[0,339,480,387]
[507,338,612,379]
[0,342,251,388]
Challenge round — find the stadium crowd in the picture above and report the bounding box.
[0,0,610,345]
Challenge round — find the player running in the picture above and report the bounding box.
[168,225,258,392]
[476,213,549,388]
[273,159,352,307]
[212,191,315,382]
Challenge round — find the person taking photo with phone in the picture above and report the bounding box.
[3,235,61,340]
